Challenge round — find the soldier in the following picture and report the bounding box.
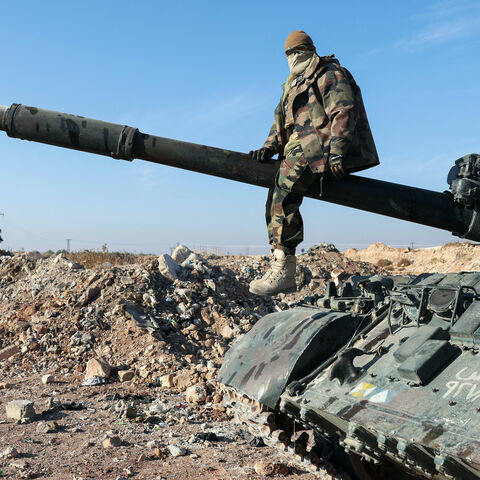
[249,30,379,296]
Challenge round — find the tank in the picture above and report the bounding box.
[218,272,480,479]
[2,103,480,479]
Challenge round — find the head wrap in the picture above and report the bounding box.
[284,30,314,53]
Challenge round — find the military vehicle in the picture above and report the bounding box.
[2,103,480,479]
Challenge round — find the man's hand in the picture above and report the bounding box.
[249,147,274,162]
[328,154,345,180]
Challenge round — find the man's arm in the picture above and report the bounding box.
[317,66,356,158]
[262,103,282,154]
[250,102,282,161]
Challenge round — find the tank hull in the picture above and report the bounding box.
[218,272,480,479]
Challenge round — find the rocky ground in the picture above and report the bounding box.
[1,241,472,479]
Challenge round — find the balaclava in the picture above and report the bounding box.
[284,30,316,76]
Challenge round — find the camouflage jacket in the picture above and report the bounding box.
[263,55,379,174]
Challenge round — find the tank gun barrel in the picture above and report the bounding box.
[1,103,479,241]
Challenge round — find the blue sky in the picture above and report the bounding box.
[1,0,479,254]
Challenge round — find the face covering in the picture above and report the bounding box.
[287,50,315,76]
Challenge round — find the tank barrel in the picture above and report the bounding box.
[1,103,478,241]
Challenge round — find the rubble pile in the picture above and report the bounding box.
[0,244,381,386]
[0,244,381,479]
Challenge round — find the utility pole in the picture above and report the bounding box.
[66,238,71,252]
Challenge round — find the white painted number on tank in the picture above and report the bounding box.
[442,368,480,401]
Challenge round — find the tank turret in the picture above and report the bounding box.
[1,102,480,241]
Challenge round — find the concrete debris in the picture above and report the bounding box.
[102,436,122,448]
[118,370,135,382]
[82,375,107,386]
[41,374,55,384]
[36,421,58,434]
[157,254,180,281]
[174,370,198,391]
[171,244,193,264]
[220,324,235,340]
[146,439,160,449]
[1,446,19,459]
[6,400,35,421]
[85,358,111,380]
[168,445,188,457]
[159,374,175,388]
[185,382,208,405]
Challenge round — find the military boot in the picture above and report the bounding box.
[249,249,297,296]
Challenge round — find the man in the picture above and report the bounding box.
[249,30,379,296]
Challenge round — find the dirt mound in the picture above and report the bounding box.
[344,241,480,274]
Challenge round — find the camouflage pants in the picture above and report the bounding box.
[265,145,318,253]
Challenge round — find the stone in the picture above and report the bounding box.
[80,332,93,344]
[154,447,166,458]
[76,285,100,308]
[41,374,55,384]
[181,252,200,267]
[103,436,122,448]
[6,400,35,421]
[171,244,193,264]
[85,358,111,380]
[0,345,20,361]
[1,446,19,459]
[212,393,223,404]
[82,375,106,386]
[124,407,138,419]
[168,445,188,457]
[65,259,83,270]
[220,325,235,340]
[137,453,147,462]
[146,440,159,449]
[118,370,134,382]
[174,371,198,390]
[185,382,207,405]
[200,308,213,325]
[206,360,216,371]
[36,421,57,434]
[28,341,40,351]
[159,374,175,388]
[176,302,187,314]
[158,254,180,281]
[254,461,290,476]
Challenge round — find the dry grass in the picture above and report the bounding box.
[444,241,467,247]
[56,250,156,269]
[396,257,412,267]
[429,256,445,264]
[376,258,393,268]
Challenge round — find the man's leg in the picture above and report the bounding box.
[265,186,275,248]
[271,146,316,251]
[251,147,317,296]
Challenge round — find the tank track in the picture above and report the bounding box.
[220,385,349,479]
